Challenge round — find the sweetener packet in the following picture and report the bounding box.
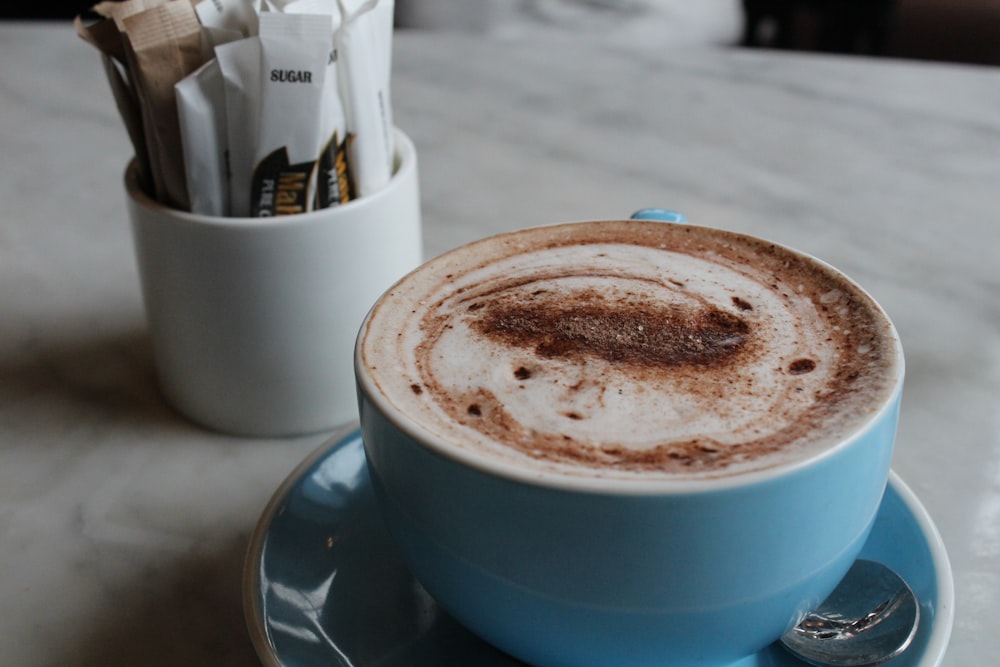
[215,36,260,217]
[76,13,150,191]
[79,0,396,216]
[285,0,352,208]
[258,0,298,12]
[120,1,206,210]
[176,59,229,216]
[251,12,333,216]
[195,0,258,37]
[337,0,395,198]
[74,0,185,204]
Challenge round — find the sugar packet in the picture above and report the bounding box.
[284,0,353,208]
[79,0,396,216]
[251,12,333,216]
[76,0,207,211]
[176,59,229,216]
[214,36,260,217]
[121,1,206,211]
[338,0,395,198]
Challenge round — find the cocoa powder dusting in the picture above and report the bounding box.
[471,289,751,370]
[371,220,899,479]
[788,358,817,375]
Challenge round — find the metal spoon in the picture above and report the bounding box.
[780,559,920,667]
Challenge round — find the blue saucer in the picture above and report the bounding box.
[243,427,954,667]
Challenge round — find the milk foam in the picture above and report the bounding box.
[361,221,900,480]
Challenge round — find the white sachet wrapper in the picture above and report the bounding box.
[255,0,295,14]
[285,0,352,207]
[176,58,230,216]
[282,0,338,12]
[195,0,258,36]
[251,12,332,216]
[337,0,395,198]
[200,24,243,55]
[215,36,260,217]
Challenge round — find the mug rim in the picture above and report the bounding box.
[124,128,416,228]
[355,220,906,496]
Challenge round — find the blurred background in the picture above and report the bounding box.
[6,0,999,66]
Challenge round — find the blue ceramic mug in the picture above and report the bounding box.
[355,216,904,667]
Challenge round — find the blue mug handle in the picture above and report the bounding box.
[630,208,687,223]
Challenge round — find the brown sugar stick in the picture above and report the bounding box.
[120,1,206,210]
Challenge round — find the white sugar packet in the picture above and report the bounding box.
[215,36,260,217]
[250,11,333,216]
[175,58,230,216]
[337,0,395,198]
[195,0,258,36]
[285,0,352,207]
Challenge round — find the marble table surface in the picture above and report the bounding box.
[2,6,998,666]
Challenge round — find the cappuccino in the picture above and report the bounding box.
[360,221,900,481]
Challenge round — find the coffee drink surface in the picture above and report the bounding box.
[360,221,901,481]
